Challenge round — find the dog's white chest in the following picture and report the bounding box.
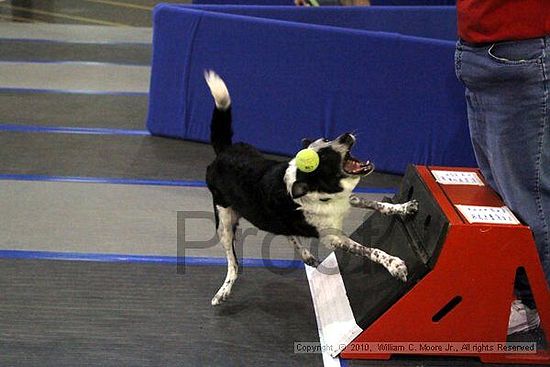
[300,196,351,233]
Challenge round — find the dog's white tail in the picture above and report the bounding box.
[205,70,233,155]
[204,70,231,110]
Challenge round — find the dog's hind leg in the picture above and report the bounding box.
[349,195,418,216]
[320,234,408,281]
[287,236,319,267]
[211,205,241,306]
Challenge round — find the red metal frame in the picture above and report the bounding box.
[340,166,550,364]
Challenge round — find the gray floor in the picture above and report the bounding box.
[0,259,322,367]
[0,180,374,260]
[0,1,187,27]
[0,62,150,93]
[0,39,151,65]
[0,130,401,187]
[0,132,213,180]
[0,23,152,43]
[0,92,149,129]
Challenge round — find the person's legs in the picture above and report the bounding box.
[455,37,550,308]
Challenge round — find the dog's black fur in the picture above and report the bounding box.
[207,127,355,238]
[204,70,412,305]
[207,142,319,237]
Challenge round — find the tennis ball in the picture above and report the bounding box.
[295,148,319,173]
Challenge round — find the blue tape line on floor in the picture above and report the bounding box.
[0,123,150,136]
[0,38,151,46]
[0,174,208,187]
[1,60,149,67]
[0,249,305,269]
[0,87,148,96]
[0,174,397,194]
[354,186,397,194]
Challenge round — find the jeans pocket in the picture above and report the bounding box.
[487,38,544,65]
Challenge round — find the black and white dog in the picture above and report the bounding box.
[204,71,418,305]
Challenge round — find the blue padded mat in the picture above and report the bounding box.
[147,5,475,174]
[193,0,457,5]
[181,5,458,41]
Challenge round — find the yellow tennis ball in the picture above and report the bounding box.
[295,148,319,173]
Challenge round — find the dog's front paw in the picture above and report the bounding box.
[402,200,419,216]
[304,256,320,268]
[387,257,408,282]
[349,195,361,207]
[301,248,320,268]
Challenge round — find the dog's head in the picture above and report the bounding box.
[285,133,374,200]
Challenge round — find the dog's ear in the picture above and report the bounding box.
[291,182,309,199]
[301,138,313,149]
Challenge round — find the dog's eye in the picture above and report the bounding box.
[322,138,329,143]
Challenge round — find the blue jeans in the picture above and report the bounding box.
[455,37,550,301]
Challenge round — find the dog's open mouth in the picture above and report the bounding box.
[343,153,374,175]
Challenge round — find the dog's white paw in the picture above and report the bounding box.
[387,257,408,282]
[402,200,419,216]
[349,195,361,206]
[305,258,320,268]
[211,288,231,306]
[301,248,320,267]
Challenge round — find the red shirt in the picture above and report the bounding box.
[457,0,550,44]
